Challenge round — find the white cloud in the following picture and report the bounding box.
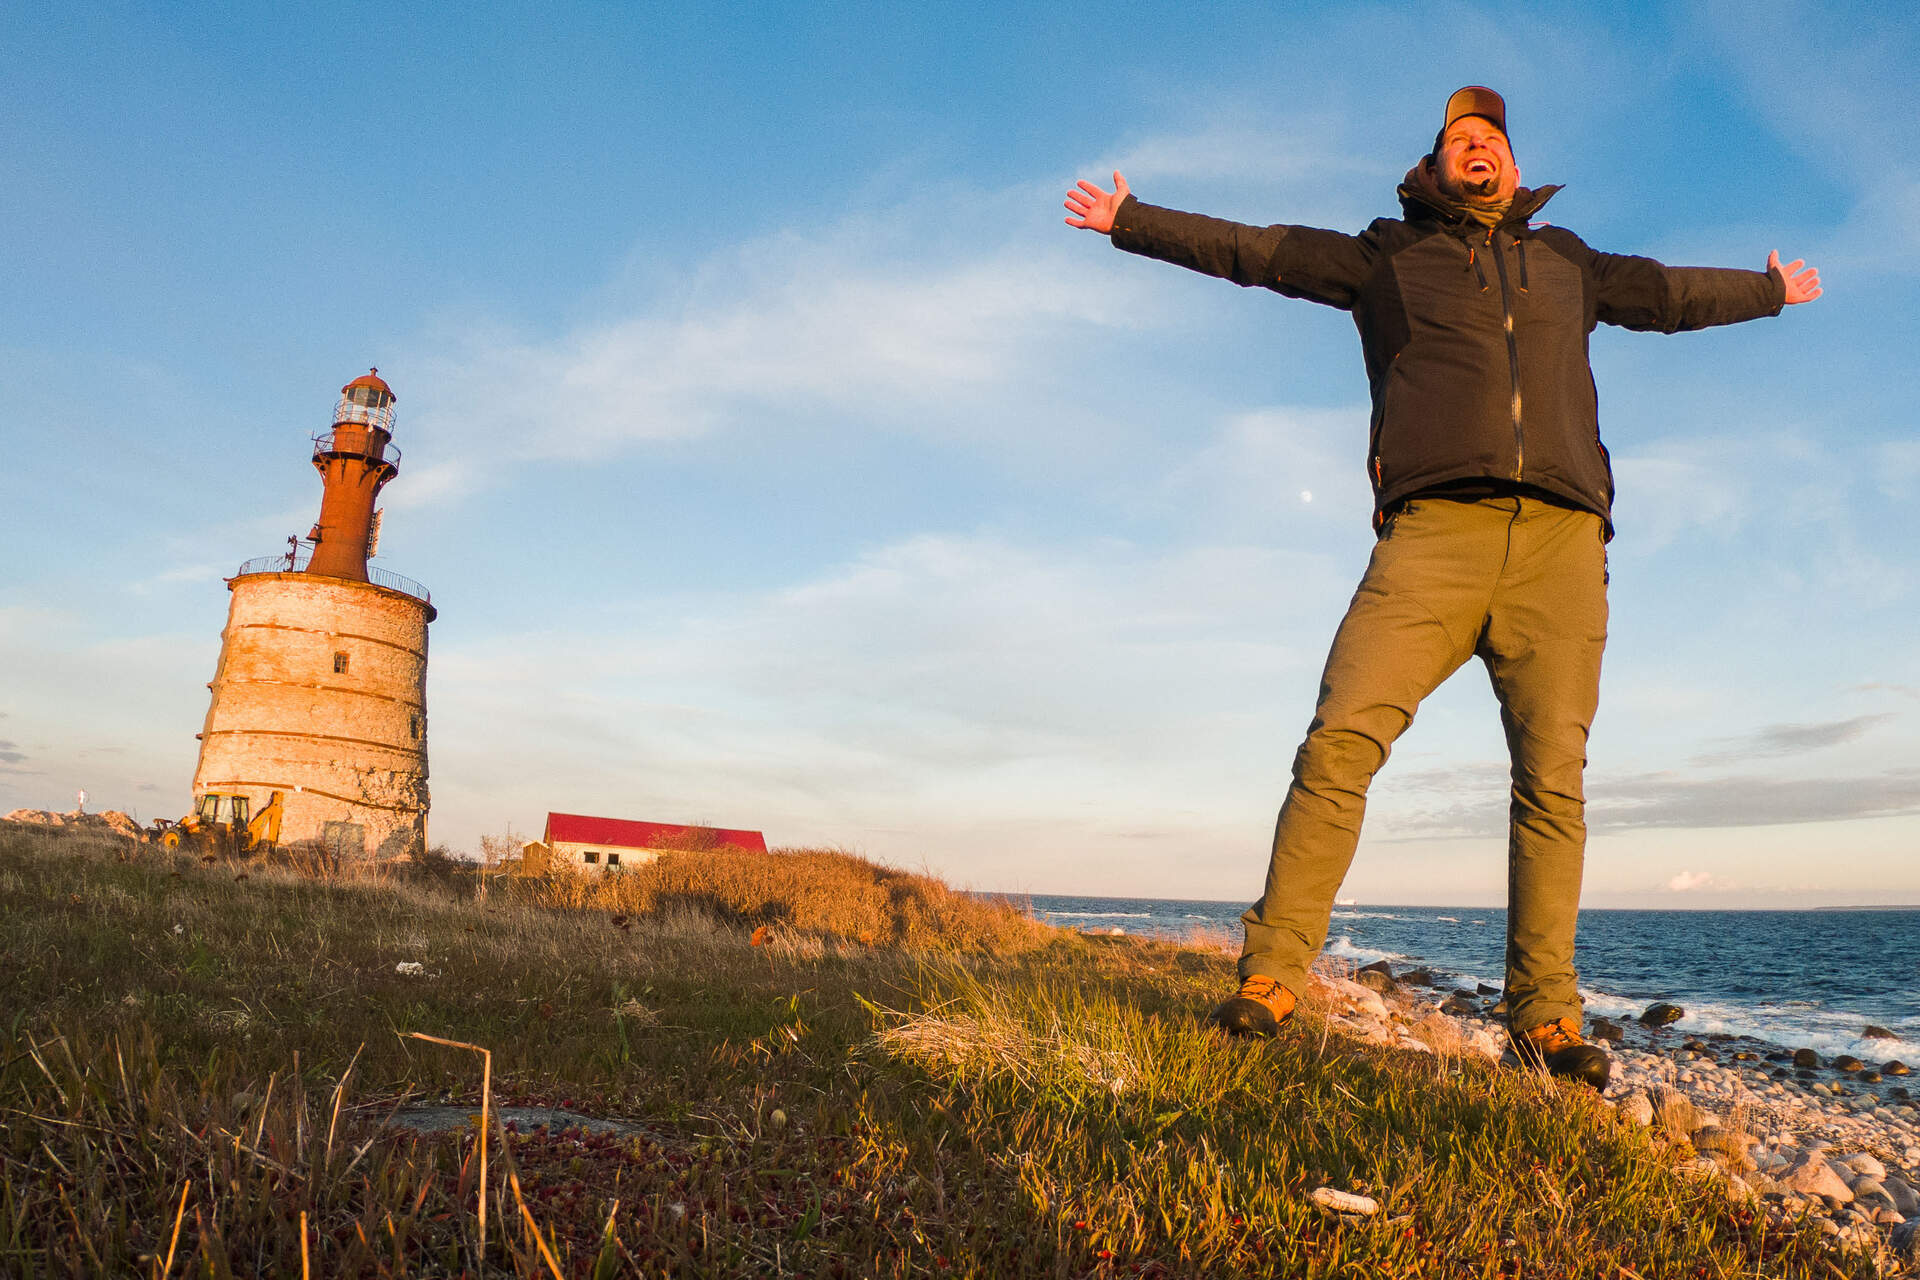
[1609,447,1745,552]
[1666,869,1716,892]
[396,202,1166,501]
[426,528,1359,886]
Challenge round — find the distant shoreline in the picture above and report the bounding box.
[990,892,1920,913]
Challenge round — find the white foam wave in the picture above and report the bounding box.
[1330,911,1404,921]
[1578,987,1920,1060]
[1324,934,1413,967]
[1040,911,1152,919]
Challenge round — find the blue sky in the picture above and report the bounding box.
[4,1,1916,906]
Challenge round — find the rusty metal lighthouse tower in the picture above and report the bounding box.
[307,370,399,579]
[188,369,437,862]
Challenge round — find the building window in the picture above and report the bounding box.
[333,651,350,674]
[409,713,420,740]
[606,852,622,869]
[582,850,599,865]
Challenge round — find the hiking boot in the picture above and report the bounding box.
[1512,1015,1610,1088]
[1210,975,1296,1038]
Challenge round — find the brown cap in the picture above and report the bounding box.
[1442,85,1507,138]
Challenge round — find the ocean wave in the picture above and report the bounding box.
[1324,934,1412,967]
[1040,911,1152,920]
[1330,911,1404,921]
[1435,916,1460,923]
[1577,988,1919,1060]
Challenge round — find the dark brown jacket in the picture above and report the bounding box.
[1109,184,1785,532]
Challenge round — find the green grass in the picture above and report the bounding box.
[0,823,1876,1277]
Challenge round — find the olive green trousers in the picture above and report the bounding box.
[1240,495,1608,1032]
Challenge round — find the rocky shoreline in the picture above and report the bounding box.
[1308,960,1920,1272]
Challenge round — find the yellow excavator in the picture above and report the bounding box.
[153,790,284,858]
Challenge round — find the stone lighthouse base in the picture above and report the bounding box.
[191,571,434,862]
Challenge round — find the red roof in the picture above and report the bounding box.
[543,812,766,853]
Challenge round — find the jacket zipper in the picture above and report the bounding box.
[1486,227,1524,480]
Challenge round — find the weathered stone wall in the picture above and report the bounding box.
[191,572,432,860]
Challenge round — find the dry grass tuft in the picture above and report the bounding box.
[875,1003,1140,1099]
[527,845,1054,953]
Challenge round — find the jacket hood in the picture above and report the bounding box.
[1397,161,1560,230]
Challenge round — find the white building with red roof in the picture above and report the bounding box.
[535,811,767,872]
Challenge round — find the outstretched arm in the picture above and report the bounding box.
[1585,236,1819,333]
[1065,173,1376,308]
[1065,171,1130,233]
[1769,251,1822,305]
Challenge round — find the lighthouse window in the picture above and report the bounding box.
[333,651,350,674]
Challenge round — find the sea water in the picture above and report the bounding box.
[1027,895,1920,1063]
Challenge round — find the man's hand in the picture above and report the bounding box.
[1064,171,1130,233]
[1768,250,1822,305]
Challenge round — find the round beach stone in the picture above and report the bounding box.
[1843,1152,1886,1180]
[1882,1175,1919,1216]
[1833,1054,1865,1073]
[1883,1060,1910,1076]
[1793,1047,1821,1070]
[1780,1152,1854,1203]
[1588,1018,1624,1043]
[1640,1002,1686,1027]
[1864,1024,1897,1040]
[1849,1178,1893,1213]
[1354,969,1395,995]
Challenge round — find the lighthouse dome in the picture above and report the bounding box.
[341,368,395,401]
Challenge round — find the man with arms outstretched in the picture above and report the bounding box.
[1065,87,1820,1086]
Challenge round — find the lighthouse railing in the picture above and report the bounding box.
[234,552,432,605]
[312,431,401,468]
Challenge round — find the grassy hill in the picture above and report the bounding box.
[0,823,1870,1277]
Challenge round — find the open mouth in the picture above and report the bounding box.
[1465,158,1496,176]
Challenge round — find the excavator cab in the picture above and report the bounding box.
[157,790,281,858]
[195,793,250,830]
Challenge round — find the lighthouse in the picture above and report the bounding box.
[187,370,436,863]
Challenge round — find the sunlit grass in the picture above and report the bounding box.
[0,822,1873,1277]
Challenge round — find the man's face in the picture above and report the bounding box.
[1432,115,1519,206]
